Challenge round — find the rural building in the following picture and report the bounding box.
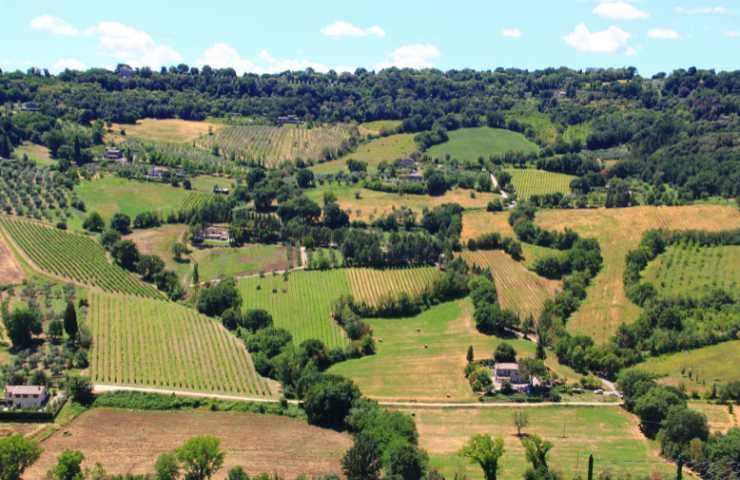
[199,225,231,242]
[21,101,40,112]
[276,114,300,126]
[103,147,124,161]
[397,157,418,171]
[492,362,539,393]
[213,186,230,195]
[4,385,48,409]
[399,173,424,182]
[145,165,171,182]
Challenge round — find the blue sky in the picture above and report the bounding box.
[1,0,738,76]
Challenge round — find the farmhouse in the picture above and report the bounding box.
[397,157,418,171]
[492,362,539,393]
[213,186,230,195]
[198,225,231,242]
[21,101,40,112]
[4,385,48,409]
[144,166,171,182]
[399,173,424,182]
[103,147,124,161]
[276,114,300,126]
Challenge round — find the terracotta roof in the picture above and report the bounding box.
[5,385,46,395]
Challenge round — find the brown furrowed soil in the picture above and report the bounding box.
[0,235,25,284]
[27,408,350,478]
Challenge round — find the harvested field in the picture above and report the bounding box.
[462,211,514,241]
[461,250,561,320]
[689,401,739,433]
[26,408,350,478]
[358,120,402,135]
[110,118,221,143]
[0,235,24,284]
[346,267,441,306]
[536,205,740,342]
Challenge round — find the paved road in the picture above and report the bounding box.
[93,384,622,408]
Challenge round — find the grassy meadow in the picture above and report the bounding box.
[312,133,417,174]
[427,127,539,163]
[504,105,559,145]
[635,340,740,394]
[109,118,221,143]
[329,300,576,401]
[408,406,674,480]
[504,168,575,200]
[88,291,276,397]
[358,120,403,135]
[14,142,55,166]
[643,243,740,299]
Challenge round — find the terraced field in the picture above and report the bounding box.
[88,291,275,397]
[504,168,575,200]
[238,270,351,349]
[643,242,740,299]
[0,216,159,298]
[461,250,561,319]
[200,124,354,166]
[346,267,441,306]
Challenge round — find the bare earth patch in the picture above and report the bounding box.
[0,236,25,284]
[27,408,350,478]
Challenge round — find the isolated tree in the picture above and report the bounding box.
[467,345,475,363]
[192,263,200,285]
[154,452,179,480]
[494,343,517,363]
[111,240,140,271]
[136,255,165,282]
[3,306,42,348]
[63,301,78,339]
[226,466,249,480]
[64,374,93,405]
[342,434,381,480]
[82,211,104,232]
[460,434,505,480]
[296,168,315,188]
[513,410,529,437]
[0,434,42,480]
[535,329,547,360]
[522,435,554,473]
[172,242,189,262]
[175,436,225,480]
[110,212,131,234]
[47,449,84,480]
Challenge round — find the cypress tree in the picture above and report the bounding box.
[64,301,78,339]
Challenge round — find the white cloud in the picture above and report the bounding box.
[726,31,740,37]
[88,22,181,68]
[30,15,79,36]
[675,6,728,15]
[594,1,649,20]
[197,43,352,74]
[321,21,385,38]
[376,44,440,70]
[502,28,522,38]
[648,28,680,39]
[54,58,86,71]
[562,23,632,54]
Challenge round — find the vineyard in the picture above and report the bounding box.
[0,157,76,224]
[121,139,243,175]
[642,242,740,299]
[88,291,275,396]
[181,191,212,210]
[0,216,160,298]
[238,270,350,349]
[504,168,575,200]
[346,267,441,306]
[461,250,561,319]
[199,124,355,166]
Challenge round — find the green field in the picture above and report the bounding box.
[635,340,740,394]
[312,133,417,174]
[504,168,575,200]
[75,176,207,224]
[359,120,403,135]
[188,244,289,285]
[563,122,593,144]
[88,291,275,396]
[329,300,575,401]
[14,142,55,167]
[407,406,673,480]
[427,128,539,163]
[643,243,740,299]
[238,270,351,349]
[0,216,160,298]
[504,105,559,145]
[189,174,234,193]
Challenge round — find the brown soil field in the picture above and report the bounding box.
[0,235,25,284]
[536,205,740,342]
[27,408,350,478]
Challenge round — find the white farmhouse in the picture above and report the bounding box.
[4,385,48,409]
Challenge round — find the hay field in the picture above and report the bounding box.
[536,205,740,342]
[110,118,221,143]
[26,408,350,478]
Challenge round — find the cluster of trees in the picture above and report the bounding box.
[340,230,442,267]
[535,153,600,176]
[470,273,520,336]
[466,232,523,260]
[618,369,740,479]
[532,238,602,280]
[509,205,579,249]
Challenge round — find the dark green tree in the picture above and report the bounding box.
[110,213,131,234]
[3,306,42,348]
[63,301,78,339]
[0,434,42,480]
[111,240,140,271]
[342,434,381,480]
[82,211,105,232]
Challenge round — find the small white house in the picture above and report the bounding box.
[4,385,48,409]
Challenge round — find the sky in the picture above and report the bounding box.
[1,0,738,76]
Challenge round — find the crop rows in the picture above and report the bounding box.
[461,250,561,319]
[643,242,740,299]
[505,168,574,200]
[88,291,274,396]
[346,267,441,306]
[238,271,350,349]
[181,191,211,211]
[201,125,353,166]
[0,157,75,223]
[0,216,159,298]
